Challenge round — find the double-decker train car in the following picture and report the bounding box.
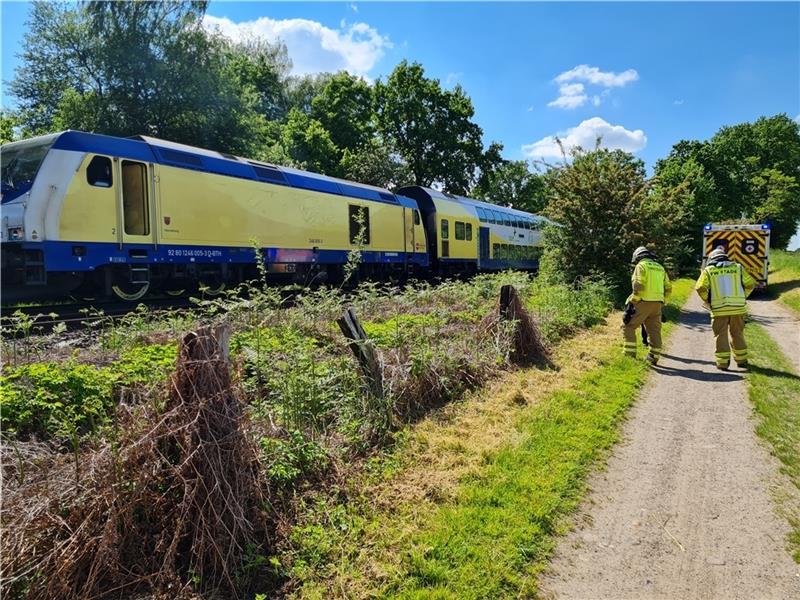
[397,187,549,273]
[1,131,547,302]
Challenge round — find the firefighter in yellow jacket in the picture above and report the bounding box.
[695,246,756,370]
[623,247,672,365]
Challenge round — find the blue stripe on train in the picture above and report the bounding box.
[17,241,430,272]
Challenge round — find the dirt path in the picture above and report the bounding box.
[542,294,800,599]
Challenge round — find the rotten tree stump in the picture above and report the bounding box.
[499,284,550,366]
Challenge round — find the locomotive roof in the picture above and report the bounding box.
[42,130,414,207]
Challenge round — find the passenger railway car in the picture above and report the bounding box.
[1,131,547,301]
[397,187,549,273]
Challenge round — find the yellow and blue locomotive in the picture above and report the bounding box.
[1,131,546,301]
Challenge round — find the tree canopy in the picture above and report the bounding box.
[654,114,800,250]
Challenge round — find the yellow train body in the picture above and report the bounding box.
[58,156,427,256]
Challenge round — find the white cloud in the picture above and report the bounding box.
[445,72,462,85]
[548,64,637,110]
[522,117,647,159]
[203,14,390,76]
[349,3,358,13]
[547,82,587,109]
[795,114,800,124]
[555,64,639,88]
[674,99,685,105]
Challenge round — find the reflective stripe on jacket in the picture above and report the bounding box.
[695,261,756,317]
[627,258,670,303]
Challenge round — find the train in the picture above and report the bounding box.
[1,131,550,302]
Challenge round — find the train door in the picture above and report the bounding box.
[116,159,157,247]
[403,207,416,257]
[479,227,490,266]
[113,159,157,299]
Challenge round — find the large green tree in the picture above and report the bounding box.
[473,157,546,213]
[281,108,340,175]
[654,114,800,250]
[11,1,264,155]
[541,146,658,296]
[339,137,413,189]
[311,72,375,152]
[374,61,484,194]
[0,111,21,144]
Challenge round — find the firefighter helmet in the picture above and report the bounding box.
[708,247,728,262]
[631,246,655,264]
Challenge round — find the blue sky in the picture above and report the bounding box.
[2,1,798,169]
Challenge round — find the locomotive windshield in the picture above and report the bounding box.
[1,134,58,198]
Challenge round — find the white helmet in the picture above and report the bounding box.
[631,246,655,264]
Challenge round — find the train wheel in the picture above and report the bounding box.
[111,281,150,302]
[200,281,226,296]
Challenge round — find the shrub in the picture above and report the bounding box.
[261,430,330,487]
[113,343,177,385]
[0,362,117,439]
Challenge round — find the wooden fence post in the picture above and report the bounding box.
[337,307,384,398]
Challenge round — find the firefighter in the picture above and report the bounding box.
[695,246,756,370]
[623,246,672,365]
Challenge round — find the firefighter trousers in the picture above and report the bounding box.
[622,300,663,362]
[712,314,747,367]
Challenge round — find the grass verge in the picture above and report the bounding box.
[287,279,694,598]
[768,249,800,314]
[744,322,800,562]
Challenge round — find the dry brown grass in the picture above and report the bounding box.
[1,326,271,600]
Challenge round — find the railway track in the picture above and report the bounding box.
[1,296,198,335]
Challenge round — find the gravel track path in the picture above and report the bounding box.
[542,293,800,599]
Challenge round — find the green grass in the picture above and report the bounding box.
[744,323,800,562]
[768,249,800,314]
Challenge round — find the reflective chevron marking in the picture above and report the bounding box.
[704,229,769,282]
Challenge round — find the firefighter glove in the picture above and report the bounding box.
[623,303,636,325]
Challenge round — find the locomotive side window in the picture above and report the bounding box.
[122,161,150,235]
[413,210,421,225]
[348,205,371,245]
[455,221,465,240]
[441,219,449,240]
[466,223,473,241]
[87,156,112,187]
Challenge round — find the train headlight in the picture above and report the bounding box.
[8,227,24,241]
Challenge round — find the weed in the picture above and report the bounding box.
[261,431,330,487]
